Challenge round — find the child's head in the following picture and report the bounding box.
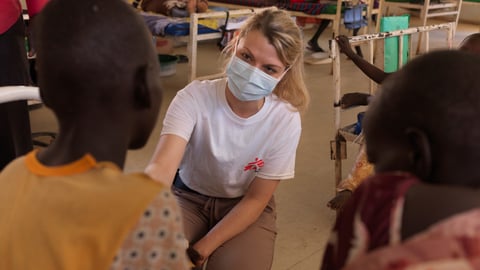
[458,32,480,54]
[35,0,162,149]
[224,8,309,112]
[363,50,480,186]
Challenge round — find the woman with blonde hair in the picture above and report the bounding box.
[145,8,309,269]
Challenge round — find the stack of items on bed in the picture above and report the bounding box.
[141,12,220,36]
[210,0,330,14]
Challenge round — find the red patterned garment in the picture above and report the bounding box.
[321,172,419,270]
[343,208,480,270]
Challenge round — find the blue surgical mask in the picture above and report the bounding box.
[226,56,282,101]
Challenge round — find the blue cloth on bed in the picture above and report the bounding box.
[142,13,172,36]
[165,22,219,36]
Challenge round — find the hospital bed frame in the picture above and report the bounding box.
[209,0,382,38]
[137,0,383,82]
[330,22,455,186]
[185,7,274,81]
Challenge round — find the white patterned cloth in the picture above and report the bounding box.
[110,189,190,270]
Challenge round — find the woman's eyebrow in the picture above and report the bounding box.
[264,63,284,71]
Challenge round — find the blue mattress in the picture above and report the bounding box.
[165,22,219,36]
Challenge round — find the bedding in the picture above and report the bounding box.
[210,0,332,15]
[141,12,219,36]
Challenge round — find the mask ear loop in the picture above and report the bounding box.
[278,64,292,80]
[280,52,299,79]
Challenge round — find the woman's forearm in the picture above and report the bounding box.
[145,134,188,187]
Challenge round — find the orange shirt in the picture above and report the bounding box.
[0,150,187,269]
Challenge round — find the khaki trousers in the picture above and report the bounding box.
[172,183,277,270]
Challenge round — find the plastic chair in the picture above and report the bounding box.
[0,86,56,147]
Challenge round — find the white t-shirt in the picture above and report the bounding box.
[161,78,301,198]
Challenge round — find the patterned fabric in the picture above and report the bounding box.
[343,208,480,270]
[281,1,328,14]
[111,189,190,270]
[337,145,374,192]
[210,0,328,15]
[321,173,419,270]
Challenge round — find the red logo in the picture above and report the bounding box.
[244,157,264,172]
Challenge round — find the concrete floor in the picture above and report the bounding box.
[29,18,479,270]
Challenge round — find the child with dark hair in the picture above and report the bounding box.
[321,49,480,269]
[327,32,480,211]
[0,0,189,269]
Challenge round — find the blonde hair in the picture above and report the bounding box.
[223,8,310,113]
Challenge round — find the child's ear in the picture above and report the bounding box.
[405,127,432,180]
[133,64,151,109]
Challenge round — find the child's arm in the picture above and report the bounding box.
[187,0,196,14]
[335,35,391,84]
[196,0,208,12]
[337,92,372,109]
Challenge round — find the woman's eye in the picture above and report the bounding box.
[240,53,252,62]
[264,66,278,75]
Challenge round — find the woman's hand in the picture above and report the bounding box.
[187,245,207,268]
[187,178,280,268]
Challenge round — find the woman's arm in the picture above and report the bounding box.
[190,177,280,267]
[145,134,188,187]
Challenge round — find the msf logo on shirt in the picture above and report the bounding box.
[244,157,264,172]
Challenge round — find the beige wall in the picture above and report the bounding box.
[386,4,479,25]
[460,2,480,24]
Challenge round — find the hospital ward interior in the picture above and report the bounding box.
[3,0,480,268]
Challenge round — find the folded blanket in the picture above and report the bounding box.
[141,13,176,36]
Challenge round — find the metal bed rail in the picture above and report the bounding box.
[330,22,455,185]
